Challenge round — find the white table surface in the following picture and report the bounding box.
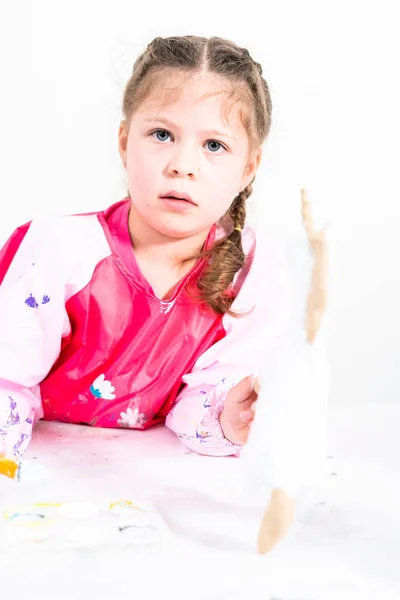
[1,402,400,600]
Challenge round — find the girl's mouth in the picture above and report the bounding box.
[160,191,196,205]
[159,197,197,211]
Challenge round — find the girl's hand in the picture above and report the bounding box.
[220,375,258,445]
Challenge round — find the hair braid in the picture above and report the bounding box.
[191,180,253,316]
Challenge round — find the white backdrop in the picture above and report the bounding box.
[1,0,399,404]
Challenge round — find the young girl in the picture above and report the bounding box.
[0,35,294,460]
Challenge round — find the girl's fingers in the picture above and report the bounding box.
[240,410,254,422]
[236,388,258,406]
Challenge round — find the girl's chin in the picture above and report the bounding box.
[155,224,200,239]
[155,220,212,242]
[150,215,204,238]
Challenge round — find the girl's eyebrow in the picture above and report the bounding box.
[143,117,237,141]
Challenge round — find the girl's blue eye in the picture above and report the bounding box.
[153,129,170,142]
[150,129,226,153]
[206,140,223,153]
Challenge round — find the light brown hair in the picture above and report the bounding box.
[121,35,272,315]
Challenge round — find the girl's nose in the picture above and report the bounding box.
[168,146,199,178]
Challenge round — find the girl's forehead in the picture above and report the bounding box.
[137,72,249,136]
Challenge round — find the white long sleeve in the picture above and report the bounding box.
[0,218,71,457]
[166,227,295,456]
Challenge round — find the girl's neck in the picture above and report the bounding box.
[127,201,211,268]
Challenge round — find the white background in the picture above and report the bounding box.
[1,0,399,404]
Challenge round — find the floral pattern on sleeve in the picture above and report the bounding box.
[0,394,34,458]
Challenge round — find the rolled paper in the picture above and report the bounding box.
[258,489,295,554]
[0,456,49,484]
[255,188,329,554]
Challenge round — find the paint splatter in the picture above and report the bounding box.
[196,428,212,442]
[1,397,20,428]
[13,433,29,456]
[25,294,38,308]
[203,396,211,408]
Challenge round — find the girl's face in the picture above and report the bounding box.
[118,72,261,239]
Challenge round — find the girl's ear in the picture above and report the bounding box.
[240,147,262,191]
[118,120,128,163]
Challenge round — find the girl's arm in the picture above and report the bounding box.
[166,231,295,456]
[0,220,71,458]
